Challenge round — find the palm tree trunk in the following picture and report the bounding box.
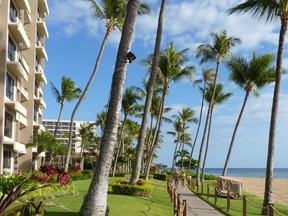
[171,140,179,169]
[262,20,287,215]
[189,82,206,169]
[112,117,127,177]
[78,1,140,215]
[54,102,64,137]
[201,107,214,183]
[130,0,166,185]
[222,91,249,176]
[196,61,220,185]
[65,25,112,172]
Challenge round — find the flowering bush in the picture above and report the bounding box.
[38,164,69,186]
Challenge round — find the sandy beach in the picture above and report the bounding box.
[232,177,288,205]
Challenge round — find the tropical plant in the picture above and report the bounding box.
[195,30,240,185]
[144,42,196,179]
[189,68,215,169]
[222,53,275,176]
[201,83,232,182]
[96,111,107,137]
[65,0,150,172]
[78,1,143,215]
[50,77,82,137]
[228,2,287,212]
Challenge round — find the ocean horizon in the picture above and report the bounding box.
[193,168,288,179]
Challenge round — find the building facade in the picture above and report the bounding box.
[0,0,49,174]
[42,119,97,155]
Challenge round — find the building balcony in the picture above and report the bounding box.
[33,122,46,131]
[7,56,29,82]
[38,0,50,15]
[15,0,31,24]
[16,112,28,128]
[16,81,29,102]
[34,96,46,109]
[3,137,27,154]
[37,19,49,38]
[5,100,27,117]
[8,17,30,49]
[36,41,48,61]
[35,64,47,84]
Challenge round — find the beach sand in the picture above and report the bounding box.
[232,177,288,205]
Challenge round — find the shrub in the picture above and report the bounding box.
[153,173,167,181]
[111,179,153,197]
[139,174,153,179]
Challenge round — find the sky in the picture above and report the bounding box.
[43,0,288,169]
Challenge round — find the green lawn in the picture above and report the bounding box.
[190,180,288,216]
[45,178,173,216]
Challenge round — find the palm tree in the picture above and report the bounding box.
[189,68,215,169]
[50,77,82,137]
[65,0,150,172]
[112,87,142,177]
[96,111,107,137]
[201,83,232,182]
[78,1,142,215]
[195,30,240,185]
[144,42,196,179]
[222,53,276,176]
[228,2,287,212]
[130,0,166,185]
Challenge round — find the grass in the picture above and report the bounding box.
[44,178,173,216]
[189,180,288,216]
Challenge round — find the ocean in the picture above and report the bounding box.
[198,168,288,179]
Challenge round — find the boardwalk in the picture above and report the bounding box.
[168,177,223,216]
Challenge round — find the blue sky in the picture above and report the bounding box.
[43,0,288,168]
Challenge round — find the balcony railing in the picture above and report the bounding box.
[36,41,48,61]
[14,0,31,24]
[5,100,27,117]
[37,17,49,38]
[7,52,29,82]
[16,112,28,128]
[8,16,30,49]
[38,0,49,15]
[35,64,47,84]
[16,80,29,102]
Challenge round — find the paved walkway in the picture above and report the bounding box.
[172,180,224,216]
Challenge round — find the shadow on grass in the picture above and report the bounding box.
[45,212,78,216]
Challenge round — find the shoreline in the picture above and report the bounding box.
[231,177,288,205]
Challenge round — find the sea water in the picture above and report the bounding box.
[200,168,288,179]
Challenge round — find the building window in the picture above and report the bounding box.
[34,105,38,122]
[9,1,17,22]
[4,112,13,138]
[34,80,39,97]
[8,37,16,61]
[35,55,40,71]
[6,73,14,100]
[3,151,11,169]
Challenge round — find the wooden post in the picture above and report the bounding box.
[183,200,187,216]
[227,191,231,212]
[173,189,176,210]
[201,183,204,195]
[207,185,210,199]
[269,203,274,216]
[214,187,218,204]
[177,194,181,213]
[243,196,247,216]
[170,186,173,202]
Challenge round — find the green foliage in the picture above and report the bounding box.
[109,172,129,177]
[139,174,153,179]
[111,179,153,197]
[153,173,167,181]
[186,172,217,180]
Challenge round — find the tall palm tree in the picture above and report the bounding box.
[144,42,196,179]
[201,83,232,182]
[79,1,142,214]
[195,30,240,185]
[65,0,150,172]
[130,0,166,185]
[112,87,141,176]
[50,77,82,137]
[228,2,287,213]
[222,53,276,176]
[189,68,215,169]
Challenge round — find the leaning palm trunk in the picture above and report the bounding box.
[78,1,140,215]
[189,82,206,169]
[65,24,113,172]
[201,107,214,183]
[130,0,166,185]
[54,102,64,137]
[262,19,287,215]
[222,91,249,176]
[171,139,180,169]
[196,61,220,185]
